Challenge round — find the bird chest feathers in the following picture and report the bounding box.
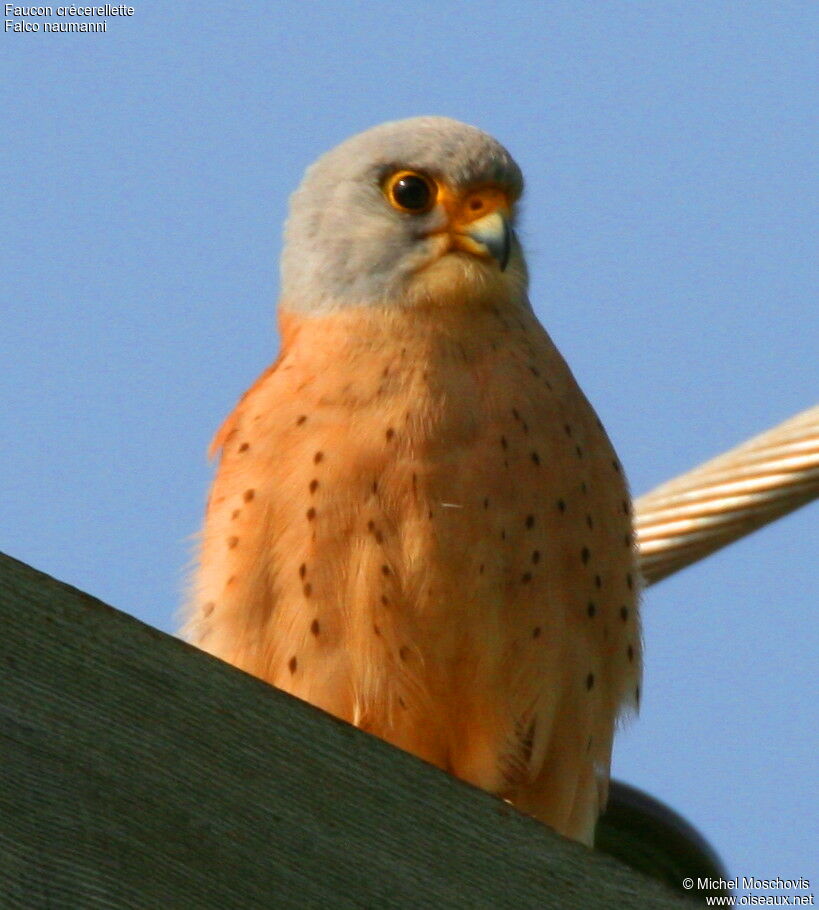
[192,301,639,804]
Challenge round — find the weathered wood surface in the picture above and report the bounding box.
[0,551,691,909]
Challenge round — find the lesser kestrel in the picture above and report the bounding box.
[184,117,641,845]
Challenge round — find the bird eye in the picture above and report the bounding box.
[384,170,436,214]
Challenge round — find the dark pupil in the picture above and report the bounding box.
[394,175,430,211]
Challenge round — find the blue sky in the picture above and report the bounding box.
[2,2,816,897]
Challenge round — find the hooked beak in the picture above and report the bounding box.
[457,210,513,271]
[424,184,514,273]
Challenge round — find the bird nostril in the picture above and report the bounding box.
[469,198,483,212]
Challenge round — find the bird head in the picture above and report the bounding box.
[280,117,528,313]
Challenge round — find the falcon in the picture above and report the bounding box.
[184,117,641,845]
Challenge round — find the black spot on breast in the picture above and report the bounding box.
[519,719,536,765]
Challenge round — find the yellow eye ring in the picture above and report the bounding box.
[384,170,437,214]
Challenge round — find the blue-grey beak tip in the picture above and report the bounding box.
[499,218,512,272]
[465,211,513,272]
